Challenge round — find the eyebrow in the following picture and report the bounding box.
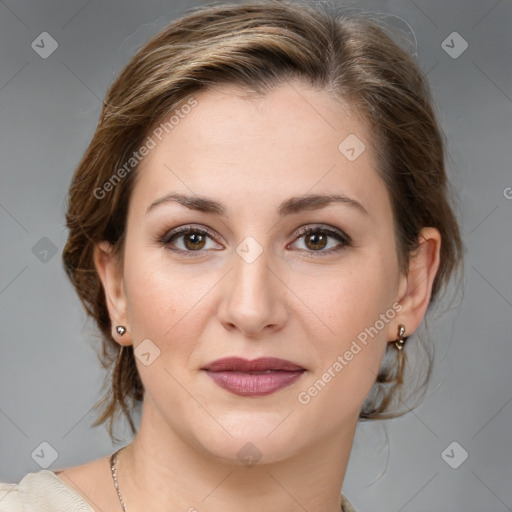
[146,192,369,217]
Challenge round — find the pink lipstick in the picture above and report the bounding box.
[201,357,305,397]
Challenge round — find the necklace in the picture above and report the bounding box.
[110,448,127,511]
[110,448,348,512]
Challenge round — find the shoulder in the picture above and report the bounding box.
[0,470,94,511]
[0,454,115,512]
[341,493,359,512]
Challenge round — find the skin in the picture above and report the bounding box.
[56,81,441,512]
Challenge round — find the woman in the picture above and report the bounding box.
[0,1,463,511]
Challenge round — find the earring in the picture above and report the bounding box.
[394,324,406,350]
[394,324,406,384]
[116,325,126,336]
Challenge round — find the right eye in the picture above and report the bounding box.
[159,225,223,255]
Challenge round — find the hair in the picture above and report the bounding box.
[62,0,464,442]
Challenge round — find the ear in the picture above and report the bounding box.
[391,227,442,340]
[93,241,131,345]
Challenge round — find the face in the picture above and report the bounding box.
[103,82,408,464]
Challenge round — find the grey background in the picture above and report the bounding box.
[0,0,511,511]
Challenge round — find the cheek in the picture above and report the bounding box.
[297,308,390,426]
[124,268,176,340]
[305,251,397,344]
[123,248,219,350]
[122,254,214,403]
[297,253,398,407]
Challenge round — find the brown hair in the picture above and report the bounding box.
[62,0,464,441]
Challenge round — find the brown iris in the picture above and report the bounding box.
[304,232,328,251]
[184,233,206,250]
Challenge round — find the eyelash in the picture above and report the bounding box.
[158,224,352,258]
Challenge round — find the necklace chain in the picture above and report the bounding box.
[110,448,127,512]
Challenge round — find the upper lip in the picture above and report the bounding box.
[201,357,305,372]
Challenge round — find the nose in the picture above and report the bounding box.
[217,245,289,337]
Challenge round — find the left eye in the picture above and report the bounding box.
[289,227,350,253]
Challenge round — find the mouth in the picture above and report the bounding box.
[201,357,306,397]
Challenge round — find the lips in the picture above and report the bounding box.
[201,357,306,397]
[201,357,305,373]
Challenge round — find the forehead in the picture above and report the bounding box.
[130,81,388,220]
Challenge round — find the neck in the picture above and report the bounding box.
[115,400,358,512]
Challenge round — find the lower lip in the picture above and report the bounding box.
[204,370,305,397]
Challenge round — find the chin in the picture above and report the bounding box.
[187,413,309,466]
